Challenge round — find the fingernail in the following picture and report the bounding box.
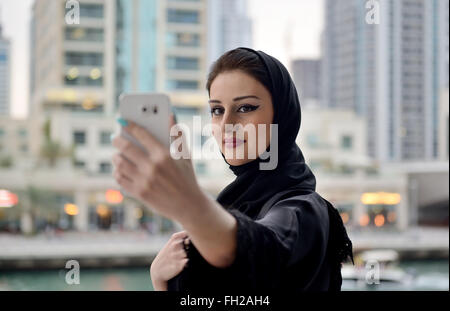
[117,118,128,127]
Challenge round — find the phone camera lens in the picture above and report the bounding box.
[153,106,158,114]
[142,107,147,112]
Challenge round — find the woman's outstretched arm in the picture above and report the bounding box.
[112,118,239,269]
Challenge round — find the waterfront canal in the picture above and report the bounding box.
[0,259,448,291]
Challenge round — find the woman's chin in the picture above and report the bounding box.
[225,158,252,166]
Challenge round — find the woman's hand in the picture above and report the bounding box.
[112,114,238,269]
[150,230,190,291]
[111,115,204,222]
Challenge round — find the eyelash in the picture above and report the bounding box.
[210,104,260,116]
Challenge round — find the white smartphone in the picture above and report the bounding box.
[116,93,172,197]
[118,93,172,153]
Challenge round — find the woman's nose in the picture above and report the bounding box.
[220,112,237,135]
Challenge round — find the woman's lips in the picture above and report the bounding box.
[223,137,245,148]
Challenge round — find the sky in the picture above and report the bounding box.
[0,0,324,119]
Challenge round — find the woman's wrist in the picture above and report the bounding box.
[153,279,168,291]
[178,191,238,268]
[151,270,168,291]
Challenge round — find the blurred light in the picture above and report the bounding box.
[383,193,401,205]
[64,203,79,216]
[361,192,401,205]
[400,127,407,137]
[374,214,385,227]
[359,214,370,227]
[82,98,96,110]
[96,204,110,218]
[72,28,85,39]
[134,208,143,219]
[90,68,102,80]
[340,212,349,224]
[105,189,123,204]
[387,211,397,222]
[180,33,193,44]
[46,89,77,103]
[67,67,79,80]
[0,189,18,208]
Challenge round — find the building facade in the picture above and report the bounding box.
[322,0,449,162]
[0,16,11,116]
[207,0,253,66]
[291,59,321,107]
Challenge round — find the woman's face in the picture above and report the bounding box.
[209,70,274,166]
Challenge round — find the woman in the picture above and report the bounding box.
[112,47,354,292]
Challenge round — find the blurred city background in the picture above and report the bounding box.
[0,0,448,291]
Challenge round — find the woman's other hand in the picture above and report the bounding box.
[150,230,190,291]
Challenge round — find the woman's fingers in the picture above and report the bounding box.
[180,258,189,269]
[174,248,188,259]
[113,170,134,190]
[112,136,149,167]
[112,153,139,177]
[170,230,188,240]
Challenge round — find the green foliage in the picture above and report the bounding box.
[39,118,75,167]
[0,155,13,168]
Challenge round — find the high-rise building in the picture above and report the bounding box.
[322,0,449,162]
[0,12,11,116]
[115,0,209,102]
[207,0,252,66]
[30,0,116,117]
[29,0,210,153]
[291,59,321,107]
[438,88,449,161]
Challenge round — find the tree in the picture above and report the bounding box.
[0,155,13,168]
[39,119,75,167]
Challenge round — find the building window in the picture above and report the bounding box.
[308,160,321,171]
[167,56,199,70]
[74,160,85,169]
[166,32,200,47]
[65,27,104,42]
[167,9,199,24]
[100,131,112,145]
[194,161,207,175]
[65,52,103,66]
[99,162,112,174]
[73,131,86,145]
[341,135,353,150]
[65,75,103,87]
[166,79,199,90]
[306,133,319,148]
[20,144,28,153]
[78,3,104,18]
[17,128,27,137]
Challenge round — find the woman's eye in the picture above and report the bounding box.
[237,104,259,113]
[210,107,224,116]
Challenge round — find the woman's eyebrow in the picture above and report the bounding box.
[208,95,260,104]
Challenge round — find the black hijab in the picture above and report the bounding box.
[215,47,313,213]
[215,47,354,266]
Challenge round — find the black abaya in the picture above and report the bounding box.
[166,47,353,292]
